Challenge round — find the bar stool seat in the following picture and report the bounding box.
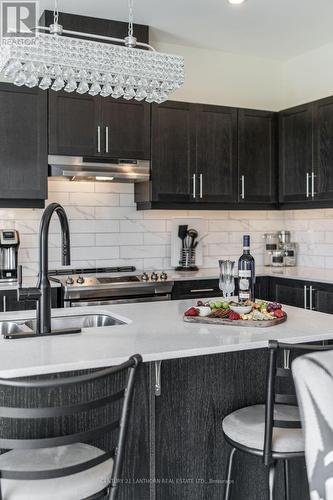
[0,443,113,500]
[223,404,304,454]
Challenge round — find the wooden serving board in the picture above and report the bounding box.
[183,312,287,328]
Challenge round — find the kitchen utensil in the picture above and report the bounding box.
[178,225,188,248]
[187,228,198,248]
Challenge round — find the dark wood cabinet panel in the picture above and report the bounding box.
[279,104,313,203]
[238,109,277,204]
[0,289,60,312]
[255,276,270,300]
[155,351,309,500]
[150,101,195,203]
[49,91,99,156]
[269,278,306,308]
[313,96,333,201]
[101,99,150,159]
[0,84,47,206]
[196,105,238,203]
[49,92,150,160]
[171,279,222,300]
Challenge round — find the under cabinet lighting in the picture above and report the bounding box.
[96,176,115,181]
[228,0,246,4]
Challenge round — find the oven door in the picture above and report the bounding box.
[68,293,171,307]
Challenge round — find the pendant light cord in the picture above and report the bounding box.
[53,0,59,26]
[128,0,134,37]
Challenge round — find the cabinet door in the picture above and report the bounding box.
[279,104,313,203]
[269,278,306,308]
[312,283,333,314]
[171,279,222,300]
[195,105,238,203]
[238,109,277,204]
[313,96,333,201]
[0,84,47,201]
[101,98,150,159]
[49,91,100,156]
[151,101,195,203]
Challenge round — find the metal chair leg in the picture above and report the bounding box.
[268,461,277,500]
[284,459,290,500]
[224,447,236,500]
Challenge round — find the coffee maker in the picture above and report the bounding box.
[0,230,20,281]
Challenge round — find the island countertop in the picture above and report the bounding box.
[0,299,332,379]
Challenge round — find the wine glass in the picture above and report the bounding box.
[219,260,235,299]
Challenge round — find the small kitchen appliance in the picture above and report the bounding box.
[0,230,19,281]
[263,233,279,266]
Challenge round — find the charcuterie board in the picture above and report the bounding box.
[183,299,287,328]
[183,312,287,328]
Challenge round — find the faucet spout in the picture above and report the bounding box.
[36,203,71,334]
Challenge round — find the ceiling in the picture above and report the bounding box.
[38,0,333,60]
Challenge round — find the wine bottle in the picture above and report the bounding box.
[238,235,255,303]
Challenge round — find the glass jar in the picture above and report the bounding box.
[271,250,284,267]
[263,233,279,266]
[284,243,297,267]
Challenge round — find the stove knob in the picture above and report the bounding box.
[160,272,168,280]
[66,276,74,285]
[151,272,158,281]
[141,272,149,281]
[77,276,85,284]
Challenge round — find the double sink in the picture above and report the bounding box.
[0,313,127,339]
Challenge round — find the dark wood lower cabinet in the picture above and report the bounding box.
[154,351,309,500]
[0,288,60,312]
[1,350,310,500]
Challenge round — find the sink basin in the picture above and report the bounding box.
[0,313,127,338]
[0,321,30,336]
[24,314,127,331]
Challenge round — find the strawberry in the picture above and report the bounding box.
[185,307,199,317]
[274,309,284,318]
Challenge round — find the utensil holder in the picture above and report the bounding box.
[177,248,198,270]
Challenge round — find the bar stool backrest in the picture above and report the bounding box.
[0,354,142,499]
[264,341,333,466]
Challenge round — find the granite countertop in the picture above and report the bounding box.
[0,299,332,379]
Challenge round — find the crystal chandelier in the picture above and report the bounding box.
[0,0,185,103]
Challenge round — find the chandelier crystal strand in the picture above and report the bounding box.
[0,0,185,103]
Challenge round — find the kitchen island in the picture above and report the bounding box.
[0,300,332,500]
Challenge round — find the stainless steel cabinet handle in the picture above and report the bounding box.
[309,286,316,310]
[2,295,6,312]
[97,126,101,153]
[199,173,203,199]
[311,172,316,198]
[105,126,109,154]
[192,174,196,199]
[190,288,214,293]
[241,175,245,200]
[304,285,307,309]
[306,173,310,198]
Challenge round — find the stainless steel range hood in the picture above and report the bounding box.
[48,156,150,183]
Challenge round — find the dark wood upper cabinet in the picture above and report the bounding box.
[238,109,277,204]
[49,92,150,160]
[195,105,238,203]
[100,99,150,159]
[150,101,195,203]
[313,96,333,201]
[49,91,99,156]
[279,103,313,204]
[0,84,47,207]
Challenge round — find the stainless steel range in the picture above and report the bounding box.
[49,267,174,307]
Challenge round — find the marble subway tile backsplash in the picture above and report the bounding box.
[1,179,333,276]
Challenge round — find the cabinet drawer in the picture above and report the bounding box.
[172,279,221,300]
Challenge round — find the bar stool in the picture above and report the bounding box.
[0,354,142,500]
[293,349,333,500]
[222,341,333,500]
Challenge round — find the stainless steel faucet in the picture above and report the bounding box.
[17,203,77,336]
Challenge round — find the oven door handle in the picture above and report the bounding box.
[69,294,171,307]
